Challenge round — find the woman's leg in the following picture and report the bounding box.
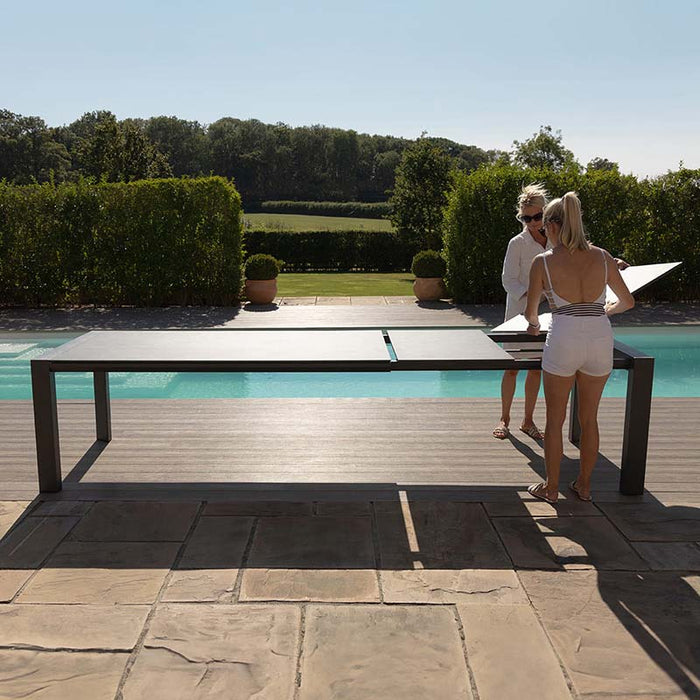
[541,371,576,499]
[572,371,610,499]
[494,370,518,437]
[521,370,543,435]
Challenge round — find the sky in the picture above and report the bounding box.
[2,0,699,177]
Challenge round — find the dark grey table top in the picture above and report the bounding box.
[35,330,392,370]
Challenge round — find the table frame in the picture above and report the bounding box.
[31,329,654,495]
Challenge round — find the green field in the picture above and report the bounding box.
[244,213,393,232]
[277,272,413,296]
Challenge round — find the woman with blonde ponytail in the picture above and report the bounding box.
[523,191,634,503]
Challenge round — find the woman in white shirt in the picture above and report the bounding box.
[493,184,549,440]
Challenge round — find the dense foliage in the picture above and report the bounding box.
[253,200,392,218]
[389,138,453,250]
[244,230,415,272]
[444,164,699,302]
[0,109,497,204]
[244,254,282,279]
[0,177,243,306]
[411,250,447,278]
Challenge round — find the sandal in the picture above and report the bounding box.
[493,424,510,440]
[528,483,558,504]
[520,424,545,440]
[569,480,592,502]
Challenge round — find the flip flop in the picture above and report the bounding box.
[493,425,510,440]
[528,483,558,504]
[520,425,545,440]
[569,480,592,502]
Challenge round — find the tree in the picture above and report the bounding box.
[587,156,619,172]
[512,125,578,172]
[0,110,70,183]
[389,137,453,250]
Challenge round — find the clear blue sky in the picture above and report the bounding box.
[3,0,699,177]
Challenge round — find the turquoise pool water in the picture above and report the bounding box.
[1,328,698,399]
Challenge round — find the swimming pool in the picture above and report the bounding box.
[0,328,698,399]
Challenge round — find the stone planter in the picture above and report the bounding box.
[245,279,277,304]
[413,277,446,302]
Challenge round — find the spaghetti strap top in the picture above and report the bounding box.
[543,249,607,317]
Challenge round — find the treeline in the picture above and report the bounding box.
[0,109,498,203]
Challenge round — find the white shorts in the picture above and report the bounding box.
[541,315,613,377]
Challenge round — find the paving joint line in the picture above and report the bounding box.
[113,500,206,699]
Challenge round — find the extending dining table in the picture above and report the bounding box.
[31,328,654,495]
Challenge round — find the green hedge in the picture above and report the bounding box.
[0,177,244,306]
[244,230,414,272]
[444,165,698,303]
[252,200,392,218]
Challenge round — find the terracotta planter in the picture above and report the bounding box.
[245,279,278,304]
[413,277,446,301]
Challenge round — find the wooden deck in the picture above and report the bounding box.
[2,397,698,503]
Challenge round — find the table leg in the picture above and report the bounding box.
[31,361,62,492]
[620,356,654,495]
[94,371,112,442]
[568,380,581,446]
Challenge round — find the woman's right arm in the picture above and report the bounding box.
[604,251,635,316]
[525,256,544,333]
[502,238,527,299]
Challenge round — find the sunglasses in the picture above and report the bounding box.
[519,212,543,223]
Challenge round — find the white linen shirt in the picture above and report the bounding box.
[502,229,550,321]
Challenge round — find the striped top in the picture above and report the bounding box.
[543,250,607,317]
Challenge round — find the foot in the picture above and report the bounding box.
[493,421,510,439]
[520,423,544,440]
[569,480,592,502]
[528,482,558,504]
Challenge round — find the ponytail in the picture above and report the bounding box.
[544,191,589,252]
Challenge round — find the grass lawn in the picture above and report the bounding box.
[244,212,393,232]
[277,272,414,296]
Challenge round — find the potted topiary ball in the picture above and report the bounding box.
[411,250,447,301]
[244,254,283,304]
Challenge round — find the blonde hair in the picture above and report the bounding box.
[543,191,590,252]
[516,183,548,216]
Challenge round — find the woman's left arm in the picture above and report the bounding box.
[525,256,545,334]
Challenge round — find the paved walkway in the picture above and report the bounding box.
[1,300,699,698]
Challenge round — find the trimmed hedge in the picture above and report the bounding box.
[244,230,415,272]
[251,200,391,219]
[0,177,244,306]
[444,165,699,303]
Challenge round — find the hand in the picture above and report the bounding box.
[604,301,615,316]
[614,257,630,270]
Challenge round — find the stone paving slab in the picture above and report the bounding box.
[18,541,181,604]
[459,603,571,699]
[520,570,700,697]
[631,541,700,571]
[0,649,129,699]
[0,501,30,538]
[241,515,378,601]
[0,517,79,568]
[32,500,94,516]
[375,501,511,569]
[299,604,472,700]
[0,570,32,602]
[0,603,149,650]
[121,603,300,700]
[315,501,371,516]
[597,502,700,541]
[240,568,380,602]
[381,568,528,605]
[484,495,603,517]
[70,501,199,541]
[176,516,253,568]
[492,516,647,570]
[161,569,237,602]
[202,501,313,516]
